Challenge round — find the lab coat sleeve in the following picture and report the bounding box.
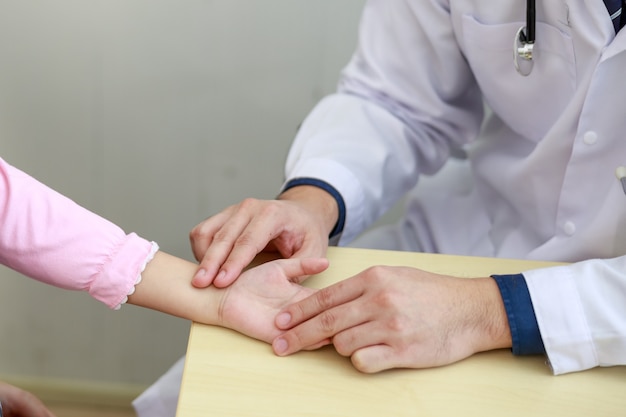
[283,0,484,244]
[523,257,626,374]
[492,274,545,356]
[283,178,346,243]
[0,156,156,309]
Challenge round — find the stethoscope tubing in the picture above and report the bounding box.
[525,0,536,44]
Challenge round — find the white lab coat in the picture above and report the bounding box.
[285,0,626,375]
[135,1,626,416]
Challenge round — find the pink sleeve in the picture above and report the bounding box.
[0,157,155,309]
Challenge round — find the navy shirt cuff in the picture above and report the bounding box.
[491,273,545,356]
[282,178,346,242]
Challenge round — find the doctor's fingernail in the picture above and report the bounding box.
[215,270,226,283]
[273,338,288,355]
[276,312,291,328]
[193,269,206,282]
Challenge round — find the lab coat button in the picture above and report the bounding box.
[583,131,598,145]
[563,221,576,236]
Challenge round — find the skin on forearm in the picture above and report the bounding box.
[278,185,339,238]
[466,277,512,352]
[127,251,219,325]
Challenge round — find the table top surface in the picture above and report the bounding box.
[176,247,626,417]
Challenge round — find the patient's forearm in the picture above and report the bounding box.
[127,251,219,324]
[127,252,327,344]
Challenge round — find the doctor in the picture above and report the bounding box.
[135,1,626,415]
[186,0,626,377]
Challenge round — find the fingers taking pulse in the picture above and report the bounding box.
[272,279,361,356]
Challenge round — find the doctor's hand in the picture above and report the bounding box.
[0,382,56,417]
[271,267,512,373]
[190,185,338,288]
[216,257,330,344]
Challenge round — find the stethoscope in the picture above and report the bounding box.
[514,0,536,76]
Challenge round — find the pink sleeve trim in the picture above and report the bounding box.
[113,241,159,310]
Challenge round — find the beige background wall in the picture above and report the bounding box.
[0,0,365,386]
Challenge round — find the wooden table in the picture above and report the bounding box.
[176,247,626,416]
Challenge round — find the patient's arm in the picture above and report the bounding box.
[128,251,328,342]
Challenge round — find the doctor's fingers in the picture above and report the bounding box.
[275,276,367,330]
[273,291,371,355]
[272,306,368,356]
[350,344,415,374]
[331,318,407,359]
[268,258,330,283]
[192,198,286,288]
[336,319,449,373]
[190,207,248,288]
[190,208,234,262]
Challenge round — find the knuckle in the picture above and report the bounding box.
[189,222,208,241]
[318,310,338,333]
[234,233,258,249]
[289,299,309,322]
[257,201,284,224]
[361,266,386,284]
[231,234,266,258]
[284,327,312,352]
[315,286,336,310]
[211,227,235,246]
[238,197,260,211]
[386,315,408,333]
[375,289,397,308]
[366,265,385,275]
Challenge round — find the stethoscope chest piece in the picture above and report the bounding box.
[514,0,536,76]
[514,26,534,76]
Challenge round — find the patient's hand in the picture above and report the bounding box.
[216,258,328,343]
[0,381,56,417]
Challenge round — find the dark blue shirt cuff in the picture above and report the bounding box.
[491,273,545,356]
[282,178,346,242]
